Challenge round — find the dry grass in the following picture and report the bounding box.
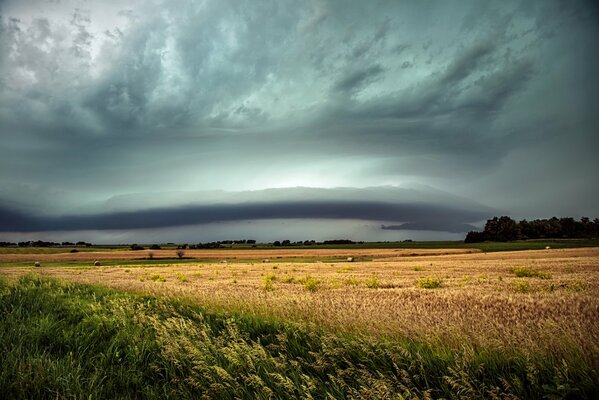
[1,247,598,366]
[0,247,479,262]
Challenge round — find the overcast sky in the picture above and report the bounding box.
[1,0,598,243]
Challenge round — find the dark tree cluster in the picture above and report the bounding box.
[322,239,356,245]
[271,239,360,246]
[188,240,257,249]
[465,216,599,243]
[3,240,93,247]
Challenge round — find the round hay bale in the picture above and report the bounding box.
[34,261,41,267]
[263,259,270,263]
[347,257,354,262]
[545,246,551,250]
[94,260,101,266]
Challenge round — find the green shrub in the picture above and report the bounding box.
[300,275,319,292]
[513,279,532,293]
[261,274,277,291]
[417,277,442,289]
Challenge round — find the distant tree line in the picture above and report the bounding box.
[0,240,93,247]
[272,239,361,246]
[465,216,599,243]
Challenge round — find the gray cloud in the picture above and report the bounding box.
[333,65,385,94]
[0,0,598,240]
[0,200,490,233]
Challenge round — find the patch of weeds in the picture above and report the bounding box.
[329,279,342,289]
[542,283,556,293]
[261,274,277,291]
[513,279,532,293]
[344,277,360,287]
[417,277,443,289]
[336,267,353,273]
[298,275,319,292]
[150,274,165,282]
[365,276,380,289]
[272,265,278,269]
[413,266,425,271]
[176,273,188,283]
[511,266,552,279]
[567,280,586,292]
[281,275,295,284]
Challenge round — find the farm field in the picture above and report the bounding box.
[1,246,598,398]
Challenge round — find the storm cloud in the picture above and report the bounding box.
[0,0,597,242]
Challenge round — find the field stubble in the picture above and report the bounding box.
[2,248,598,368]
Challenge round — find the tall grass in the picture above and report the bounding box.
[0,276,597,399]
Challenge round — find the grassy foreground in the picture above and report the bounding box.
[1,276,597,399]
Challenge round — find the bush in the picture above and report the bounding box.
[130,244,145,251]
[417,277,443,289]
[300,276,319,292]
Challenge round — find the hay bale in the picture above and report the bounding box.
[545,246,551,250]
[34,261,40,267]
[263,259,270,263]
[347,257,354,262]
[94,260,101,266]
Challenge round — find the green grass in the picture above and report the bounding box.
[0,276,597,399]
[216,238,599,252]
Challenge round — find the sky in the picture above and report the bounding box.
[0,0,598,243]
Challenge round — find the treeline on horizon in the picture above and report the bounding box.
[0,240,93,248]
[465,216,599,243]
[0,239,365,249]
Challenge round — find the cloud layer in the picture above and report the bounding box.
[0,0,598,240]
[0,186,495,233]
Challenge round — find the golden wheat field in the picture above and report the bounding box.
[1,247,598,366]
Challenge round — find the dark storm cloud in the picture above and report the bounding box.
[382,223,479,234]
[1,0,598,240]
[0,200,490,233]
[333,64,385,94]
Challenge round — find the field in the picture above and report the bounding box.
[1,245,598,398]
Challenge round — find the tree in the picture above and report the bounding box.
[464,231,486,243]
